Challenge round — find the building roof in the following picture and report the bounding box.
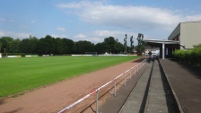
[144,39,180,44]
[168,21,201,40]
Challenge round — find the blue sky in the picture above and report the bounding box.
[0,0,201,44]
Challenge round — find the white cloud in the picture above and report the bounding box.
[51,34,67,38]
[56,27,66,32]
[73,33,102,43]
[57,1,201,32]
[0,31,30,38]
[57,1,102,9]
[94,30,123,37]
[71,30,138,44]
[15,33,30,38]
[56,1,201,42]
[0,31,6,36]
[93,30,140,44]
[74,34,87,39]
[57,2,83,9]
[73,34,95,42]
[184,15,201,21]
[81,5,182,31]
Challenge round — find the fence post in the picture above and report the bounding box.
[114,79,117,96]
[124,73,127,86]
[96,90,99,113]
[129,69,132,80]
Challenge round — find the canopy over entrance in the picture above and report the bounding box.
[144,39,180,59]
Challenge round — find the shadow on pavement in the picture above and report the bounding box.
[169,58,201,80]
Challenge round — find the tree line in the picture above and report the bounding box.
[0,35,127,56]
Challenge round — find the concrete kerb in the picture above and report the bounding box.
[58,59,147,113]
[159,60,184,113]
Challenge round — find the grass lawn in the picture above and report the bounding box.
[0,56,139,98]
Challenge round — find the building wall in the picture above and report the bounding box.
[180,21,201,49]
[168,24,180,40]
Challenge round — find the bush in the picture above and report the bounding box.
[173,44,201,66]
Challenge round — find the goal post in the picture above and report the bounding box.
[85,52,97,56]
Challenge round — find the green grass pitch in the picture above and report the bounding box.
[0,56,139,98]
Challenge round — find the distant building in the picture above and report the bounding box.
[144,21,201,59]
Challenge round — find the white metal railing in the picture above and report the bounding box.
[58,58,147,113]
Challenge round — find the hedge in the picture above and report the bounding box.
[173,44,201,66]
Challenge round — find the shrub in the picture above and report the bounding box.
[173,44,201,66]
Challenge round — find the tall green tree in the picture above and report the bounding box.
[10,38,21,53]
[104,37,116,53]
[95,42,106,54]
[62,38,74,54]
[0,36,13,53]
[19,36,38,54]
[103,37,124,54]
[53,38,63,54]
[37,35,55,54]
[0,42,2,53]
[114,42,124,54]
[75,40,95,54]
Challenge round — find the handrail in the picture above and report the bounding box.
[58,58,147,113]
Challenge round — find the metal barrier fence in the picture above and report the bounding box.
[58,59,147,113]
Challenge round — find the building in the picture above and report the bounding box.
[144,21,201,59]
[168,21,201,49]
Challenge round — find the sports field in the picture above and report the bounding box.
[0,56,138,98]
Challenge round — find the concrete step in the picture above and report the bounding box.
[119,61,179,113]
[119,63,153,113]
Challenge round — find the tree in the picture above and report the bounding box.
[10,39,21,53]
[37,35,55,55]
[103,36,124,54]
[19,36,38,54]
[114,42,124,54]
[75,40,95,54]
[0,42,2,53]
[136,33,145,55]
[95,42,106,54]
[130,36,134,53]
[62,38,74,54]
[54,38,63,54]
[104,37,116,53]
[0,36,13,53]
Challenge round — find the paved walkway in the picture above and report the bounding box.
[100,59,201,113]
[145,61,178,113]
[119,62,152,113]
[119,61,178,113]
[160,59,201,113]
